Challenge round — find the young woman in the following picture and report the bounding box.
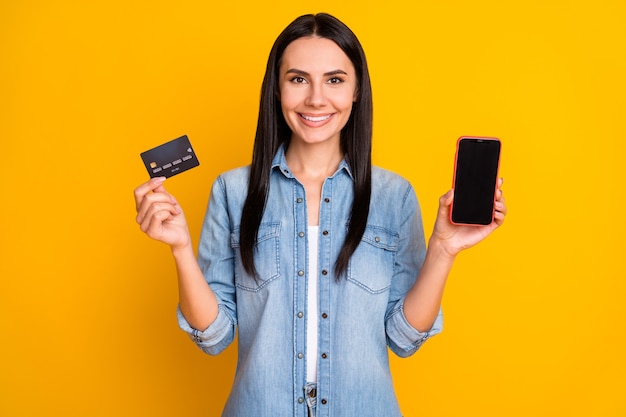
[134,13,506,417]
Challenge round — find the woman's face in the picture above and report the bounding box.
[278,36,357,148]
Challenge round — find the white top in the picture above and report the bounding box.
[306,226,319,383]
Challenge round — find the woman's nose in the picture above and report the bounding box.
[305,83,326,107]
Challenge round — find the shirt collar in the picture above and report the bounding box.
[270,143,354,181]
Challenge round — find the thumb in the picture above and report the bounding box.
[439,190,454,208]
[436,190,454,223]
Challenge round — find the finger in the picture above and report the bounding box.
[494,178,504,199]
[143,209,176,240]
[136,192,180,225]
[436,190,454,221]
[440,190,454,207]
[139,201,179,234]
[494,209,506,226]
[494,200,507,215]
[134,177,166,211]
[153,184,178,206]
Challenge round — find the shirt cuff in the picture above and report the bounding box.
[386,304,443,357]
[177,304,235,355]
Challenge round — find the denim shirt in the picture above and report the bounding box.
[177,145,443,417]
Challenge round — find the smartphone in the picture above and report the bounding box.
[450,136,501,225]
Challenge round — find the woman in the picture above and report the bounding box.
[134,13,506,417]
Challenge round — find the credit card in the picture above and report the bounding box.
[140,135,200,178]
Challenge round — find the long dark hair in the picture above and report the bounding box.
[240,13,373,280]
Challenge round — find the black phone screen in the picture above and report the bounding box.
[451,137,501,225]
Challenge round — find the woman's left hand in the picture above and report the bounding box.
[431,178,507,257]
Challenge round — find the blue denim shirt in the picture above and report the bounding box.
[178,145,443,417]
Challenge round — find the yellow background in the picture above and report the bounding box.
[1,1,624,416]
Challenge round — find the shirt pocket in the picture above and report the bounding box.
[347,225,399,294]
[230,222,281,292]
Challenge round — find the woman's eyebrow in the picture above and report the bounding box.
[324,69,348,76]
[285,68,348,77]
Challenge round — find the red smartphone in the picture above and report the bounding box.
[450,136,501,226]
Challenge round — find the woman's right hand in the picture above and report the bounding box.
[133,177,191,249]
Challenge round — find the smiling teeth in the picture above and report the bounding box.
[302,114,331,122]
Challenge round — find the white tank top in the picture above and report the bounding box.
[306,226,319,383]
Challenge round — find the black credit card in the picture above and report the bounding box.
[140,135,200,178]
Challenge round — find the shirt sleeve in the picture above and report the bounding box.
[177,304,236,355]
[386,304,444,357]
[176,175,238,355]
[384,183,444,357]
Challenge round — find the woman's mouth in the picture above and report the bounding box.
[300,113,333,123]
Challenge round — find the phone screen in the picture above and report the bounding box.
[451,137,501,225]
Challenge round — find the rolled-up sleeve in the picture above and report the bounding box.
[386,304,443,357]
[177,304,236,355]
[385,183,444,357]
[176,174,239,355]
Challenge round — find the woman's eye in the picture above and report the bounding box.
[290,76,307,84]
[328,77,344,84]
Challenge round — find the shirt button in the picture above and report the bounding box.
[297,197,303,203]
[324,197,330,203]
[298,270,304,277]
[322,230,329,236]
[297,312,303,318]
[322,313,328,319]
[298,231,305,237]
[375,236,381,243]
[321,399,327,405]
[297,353,303,359]
[298,397,304,404]
[321,353,327,359]
[321,269,328,276]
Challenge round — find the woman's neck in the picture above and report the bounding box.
[285,139,343,226]
[285,140,343,182]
